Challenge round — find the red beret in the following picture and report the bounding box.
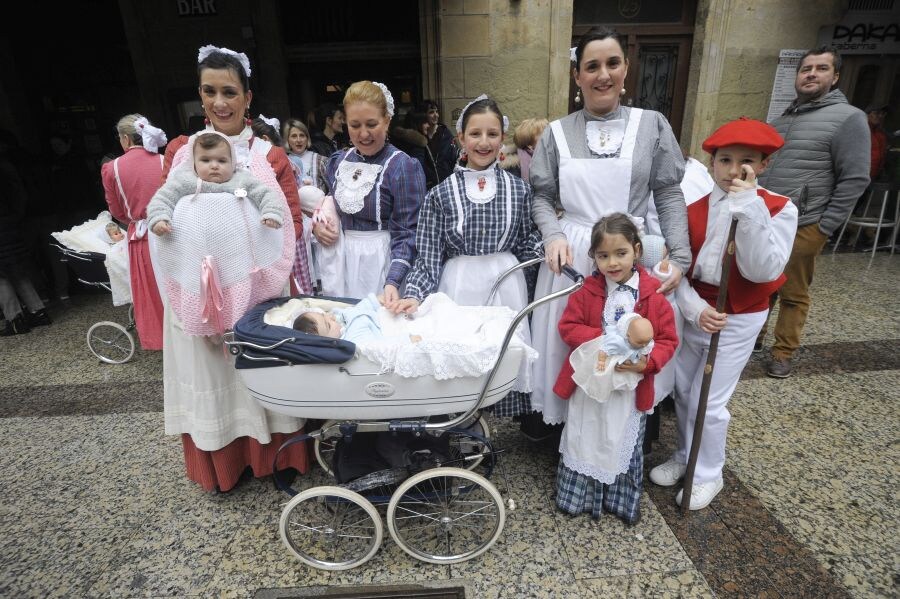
[702,116,784,155]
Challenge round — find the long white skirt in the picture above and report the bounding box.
[438,252,532,392]
[530,217,594,424]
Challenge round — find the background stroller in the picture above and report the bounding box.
[51,211,137,364]
[226,259,584,570]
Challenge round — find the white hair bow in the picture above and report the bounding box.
[258,114,280,131]
[134,117,168,154]
[372,81,395,117]
[455,94,509,134]
[197,45,252,77]
[570,47,578,63]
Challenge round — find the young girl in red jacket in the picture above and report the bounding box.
[554,213,678,524]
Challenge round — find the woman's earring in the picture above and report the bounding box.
[499,151,506,162]
[460,151,468,163]
[574,89,582,104]
[620,88,626,96]
[204,116,210,126]
[245,107,252,126]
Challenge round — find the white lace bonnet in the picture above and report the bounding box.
[133,117,167,154]
[197,45,252,77]
[455,94,510,134]
[371,82,395,117]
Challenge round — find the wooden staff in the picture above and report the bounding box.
[680,218,738,513]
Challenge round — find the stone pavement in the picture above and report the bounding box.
[0,252,897,598]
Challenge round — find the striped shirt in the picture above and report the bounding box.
[405,166,543,302]
[325,143,425,288]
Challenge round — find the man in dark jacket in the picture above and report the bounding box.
[757,46,870,378]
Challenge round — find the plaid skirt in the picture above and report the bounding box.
[555,415,646,524]
[489,391,532,418]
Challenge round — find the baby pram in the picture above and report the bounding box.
[51,212,136,364]
[225,259,583,570]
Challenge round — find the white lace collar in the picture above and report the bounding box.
[461,169,497,204]
[335,157,383,214]
[585,119,626,156]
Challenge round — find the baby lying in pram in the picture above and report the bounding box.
[260,292,536,384]
[51,211,131,306]
[291,293,422,345]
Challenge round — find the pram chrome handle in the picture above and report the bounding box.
[421,262,584,434]
[485,257,544,305]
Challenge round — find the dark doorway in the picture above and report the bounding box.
[279,1,422,125]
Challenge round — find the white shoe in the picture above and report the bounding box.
[649,459,686,487]
[675,478,724,510]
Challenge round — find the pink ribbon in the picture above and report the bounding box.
[200,255,226,334]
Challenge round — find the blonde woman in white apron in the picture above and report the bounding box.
[529,27,692,428]
[314,81,425,303]
[393,95,543,417]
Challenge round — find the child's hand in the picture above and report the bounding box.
[698,306,727,333]
[596,351,609,371]
[262,218,281,229]
[728,164,757,194]
[615,355,647,373]
[390,297,420,315]
[152,221,171,236]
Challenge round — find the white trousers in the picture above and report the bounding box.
[673,310,766,483]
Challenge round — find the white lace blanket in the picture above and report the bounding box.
[51,211,118,254]
[361,293,537,383]
[105,240,131,306]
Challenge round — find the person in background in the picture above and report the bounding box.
[390,110,439,190]
[0,129,51,336]
[500,118,549,181]
[101,113,168,350]
[417,99,457,183]
[251,115,284,148]
[756,46,870,378]
[866,104,889,181]
[309,103,346,158]
[282,118,328,192]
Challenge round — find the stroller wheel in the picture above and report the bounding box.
[313,420,339,475]
[387,466,505,565]
[448,414,491,471]
[280,486,383,570]
[87,321,136,364]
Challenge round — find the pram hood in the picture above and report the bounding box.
[232,296,357,368]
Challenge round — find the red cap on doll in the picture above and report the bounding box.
[701,116,784,155]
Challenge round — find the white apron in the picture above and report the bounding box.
[322,148,400,298]
[530,109,644,424]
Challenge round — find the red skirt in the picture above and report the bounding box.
[181,430,310,492]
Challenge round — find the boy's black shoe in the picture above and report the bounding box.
[752,340,763,353]
[1,314,31,336]
[26,308,52,328]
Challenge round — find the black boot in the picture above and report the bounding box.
[1,313,31,336]
[26,308,52,327]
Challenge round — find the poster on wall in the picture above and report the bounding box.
[766,49,806,123]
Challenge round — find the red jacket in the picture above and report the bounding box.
[553,266,678,412]
[686,189,789,314]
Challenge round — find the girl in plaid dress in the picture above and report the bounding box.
[392,96,542,417]
[553,214,677,523]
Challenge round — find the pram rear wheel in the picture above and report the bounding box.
[387,466,505,565]
[280,486,383,570]
[86,321,135,364]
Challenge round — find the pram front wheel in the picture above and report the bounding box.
[86,321,135,364]
[280,486,383,570]
[387,466,505,565]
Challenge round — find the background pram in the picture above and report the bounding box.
[225,260,584,570]
[51,212,136,364]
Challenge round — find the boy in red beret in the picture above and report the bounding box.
[649,117,798,509]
